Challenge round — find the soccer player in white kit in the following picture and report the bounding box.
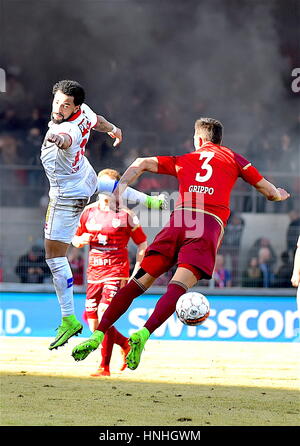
[291,235,300,323]
[41,80,165,350]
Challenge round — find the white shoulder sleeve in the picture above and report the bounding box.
[81,103,98,128]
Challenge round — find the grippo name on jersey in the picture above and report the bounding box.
[188,185,215,195]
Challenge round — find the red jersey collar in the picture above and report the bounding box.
[67,107,82,122]
[201,141,216,148]
[195,141,216,152]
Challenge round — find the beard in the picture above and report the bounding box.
[51,112,65,124]
[51,111,74,124]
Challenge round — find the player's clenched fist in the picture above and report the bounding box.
[47,132,65,147]
[276,188,290,201]
[46,132,72,149]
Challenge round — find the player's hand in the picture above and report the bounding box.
[47,132,64,148]
[277,188,290,201]
[81,233,93,244]
[108,127,122,147]
[72,233,92,248]
[291,271,300,287]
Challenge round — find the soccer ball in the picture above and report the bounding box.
[176,292,210,326]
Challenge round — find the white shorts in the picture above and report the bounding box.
[44,197,88,244]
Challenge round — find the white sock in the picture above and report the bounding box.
[123,186,147,205]
[46,257,74,317]
[97,177,147,205]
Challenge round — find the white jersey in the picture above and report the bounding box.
[41,103,98,200]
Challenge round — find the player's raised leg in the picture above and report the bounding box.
[71,272,155,361]
[86,316,114,376]
[45,239,83,350]
[86,285,130,376]
[45,240,83,350]
[126,265,200,370]
[96,172,167,209]
[44,199,84,350]
[72,252,172,362]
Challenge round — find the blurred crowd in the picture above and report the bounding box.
[0,71,299,288]
[216,210,299,289]
[0,71,299,209]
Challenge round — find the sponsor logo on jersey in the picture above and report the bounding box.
[111,218,121,228]
[92,258,112,266]
[97,234,108,245]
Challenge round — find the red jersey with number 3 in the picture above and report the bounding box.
[156,142,263,225]
[75,204,147,283]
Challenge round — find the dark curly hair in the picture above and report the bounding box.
[52,80,85,106]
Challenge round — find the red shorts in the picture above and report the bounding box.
[85,279,127,319]
[141,210,223,280]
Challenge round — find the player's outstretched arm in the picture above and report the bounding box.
[46,132,72,150]
[96,174,166,209]
[114,157,159,199]
[93,115,122,147]
[254,178,290,201]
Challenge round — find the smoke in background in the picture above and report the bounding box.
[1,0,299,151]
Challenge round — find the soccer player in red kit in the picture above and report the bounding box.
[72,171,147,375]
[72,117,290,368]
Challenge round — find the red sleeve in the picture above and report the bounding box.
[130,225,147,245]
[234,153,263,186]
[74,210,88,236]
[156,155,178,177]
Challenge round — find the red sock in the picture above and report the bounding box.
[109,326,128,348]
[100,326,115,369]
[144,282,186,334]
[97,279,145,333]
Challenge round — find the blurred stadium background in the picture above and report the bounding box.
[0,0,299,308]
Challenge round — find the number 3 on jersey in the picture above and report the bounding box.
[195,151,214,182]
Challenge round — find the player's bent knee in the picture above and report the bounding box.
[172,264,201,289]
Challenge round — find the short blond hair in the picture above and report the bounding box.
[194,117,223,144]
[97,168,121,180]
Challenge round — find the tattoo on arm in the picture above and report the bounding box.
[94,115,114,133]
